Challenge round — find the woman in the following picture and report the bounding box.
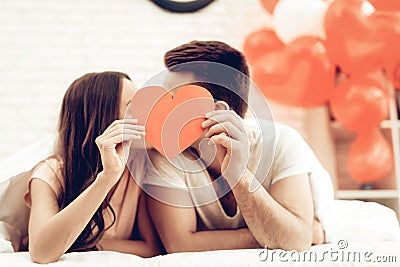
[24,71,162,263]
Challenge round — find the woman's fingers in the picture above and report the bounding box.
[111,118,139,127]
[100,119,145,140]
[104,127,146,139]
[102,119,142,136]
[105,118,137,130]
[109,123,145,132]
[96,131,144,149]
[95,119,145,178]
[109,133,143,144]
[99,133,143,148]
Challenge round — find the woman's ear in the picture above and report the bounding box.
[214,101,230,111]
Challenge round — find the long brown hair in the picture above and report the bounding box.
[57,71,130,252]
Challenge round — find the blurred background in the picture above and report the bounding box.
[0,0,399,218]
[0,0,271,160]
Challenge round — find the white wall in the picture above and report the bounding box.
[0,0,271,160]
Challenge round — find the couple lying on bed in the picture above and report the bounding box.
[24,40,334,263]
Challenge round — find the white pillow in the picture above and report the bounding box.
[319,200,400,243]
[0,136,54,251]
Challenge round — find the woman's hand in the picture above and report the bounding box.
[95,119,145,184]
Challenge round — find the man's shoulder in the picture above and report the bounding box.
[244,118,302,145]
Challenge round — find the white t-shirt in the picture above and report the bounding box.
[143,118,334,230]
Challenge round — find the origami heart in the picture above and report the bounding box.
[252,36,334,107]
[131,85,214,159]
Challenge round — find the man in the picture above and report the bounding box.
[143,40,333,252]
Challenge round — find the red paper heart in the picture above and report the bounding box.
[131,85,214,159]
[252,36,334,107]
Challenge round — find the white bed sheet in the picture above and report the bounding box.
[1,241,400,267]
[2,137,400,267]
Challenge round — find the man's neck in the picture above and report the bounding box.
[191,138,223,176]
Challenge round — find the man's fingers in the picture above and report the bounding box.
[205,122,243,140]
[203,111,244,132]
[205,110,237,118]
[209,134,233,151]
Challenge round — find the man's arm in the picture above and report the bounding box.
[232,171,313,251]
[146,186,260,253]
[204,110,313,251]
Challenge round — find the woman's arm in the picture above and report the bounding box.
[28,119,145,263]
[28,173,117,264]
[98,193,164,257]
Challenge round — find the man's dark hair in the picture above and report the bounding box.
[164,40,250,118]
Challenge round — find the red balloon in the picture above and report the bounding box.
[325,0,400,75]
[260,0,279,14]
[369,0,400,11]
[347,129,393,184]
[252,36,335,107]
[330,75,389,132]
[243,28,284,64]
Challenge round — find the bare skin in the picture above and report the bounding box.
[147,71,323,252]
[28,79,162,264]
[147,109,314,252]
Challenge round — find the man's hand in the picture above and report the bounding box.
[203,111,314,251]
[202,110,250,185]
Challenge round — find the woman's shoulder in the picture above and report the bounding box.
[25,155,65,207]
[32,155,64,187]
[35,155,63,173]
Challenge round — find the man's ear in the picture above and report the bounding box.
[214,101,230,111]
